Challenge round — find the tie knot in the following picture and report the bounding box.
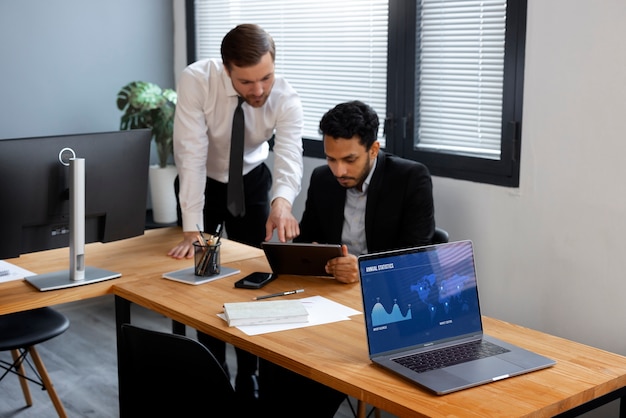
[237,96,245,107]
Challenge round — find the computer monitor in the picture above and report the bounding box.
[0,129,152,290]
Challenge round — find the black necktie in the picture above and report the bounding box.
[227,96,245,217]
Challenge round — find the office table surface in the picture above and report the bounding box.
[113,256,626,418]
[0,227,264,315]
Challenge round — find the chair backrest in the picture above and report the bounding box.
[432,227,450,244]
[119,324,236,417]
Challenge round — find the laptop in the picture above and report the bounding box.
[357,240,555,395]
[261,242,342,277]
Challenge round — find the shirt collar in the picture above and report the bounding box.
[220,64,239,98]
[359,156,378,193]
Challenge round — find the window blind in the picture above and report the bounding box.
[415,0,506,159]
[193,0,388,142]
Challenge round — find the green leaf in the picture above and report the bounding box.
[117,81,178,168]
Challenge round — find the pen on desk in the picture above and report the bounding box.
[252,289,304,301]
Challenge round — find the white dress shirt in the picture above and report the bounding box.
[342,158,377,255]
[173,59,304,231]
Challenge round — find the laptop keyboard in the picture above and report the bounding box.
[393,340,510,374]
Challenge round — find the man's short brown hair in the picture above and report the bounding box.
[221,24,276,71]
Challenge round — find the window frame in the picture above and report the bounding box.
[185,0,527,187]
[408,0,526,187]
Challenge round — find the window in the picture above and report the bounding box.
[187,0,526,186]
[190,0,388,149]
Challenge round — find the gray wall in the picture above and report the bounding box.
[0,0,174,143]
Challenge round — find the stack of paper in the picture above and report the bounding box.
[223,300,309,327]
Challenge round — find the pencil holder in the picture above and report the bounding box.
[193,241,221,276]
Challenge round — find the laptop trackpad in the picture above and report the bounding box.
[447,357,524,381]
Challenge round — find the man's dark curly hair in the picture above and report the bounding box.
[319,100,379,150]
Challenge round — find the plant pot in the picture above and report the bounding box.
[149,164,178,224]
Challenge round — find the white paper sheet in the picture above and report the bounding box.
[0,260,36,283]
[218,295,362,336]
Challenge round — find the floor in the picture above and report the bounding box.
[0,295,395,418]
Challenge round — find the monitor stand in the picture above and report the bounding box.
[26,267,121,291]
[25,155,121,292]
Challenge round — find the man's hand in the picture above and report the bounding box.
[325,245,359,284]
[167,231,198,259]
[265,197,300,242]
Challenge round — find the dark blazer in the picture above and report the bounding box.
[295,152,435,253]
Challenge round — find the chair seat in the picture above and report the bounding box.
[0,307,70,351]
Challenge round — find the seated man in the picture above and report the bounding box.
[259,100,436,417]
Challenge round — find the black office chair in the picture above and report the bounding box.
[119,324,238,417]
[0,307,69,417]
[432,226,450,244]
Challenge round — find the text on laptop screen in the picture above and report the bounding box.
[359,241,483,356]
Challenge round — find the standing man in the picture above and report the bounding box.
[168,24,304,406]
[260,100,435,417]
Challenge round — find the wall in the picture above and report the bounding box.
[0,0,174,156]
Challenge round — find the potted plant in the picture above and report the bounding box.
[117,81,177,168]
[117,81,178,224]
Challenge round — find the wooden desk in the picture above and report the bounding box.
[3,230,625,417]
[113,256,626,418]
[0,227,264,316]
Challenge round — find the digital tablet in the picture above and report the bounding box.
[261,242,343,277]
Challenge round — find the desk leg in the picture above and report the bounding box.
[114,295,131,418]
[172,320,186,335]
[357,400,366,418]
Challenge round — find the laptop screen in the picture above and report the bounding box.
[358,240,483,356]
